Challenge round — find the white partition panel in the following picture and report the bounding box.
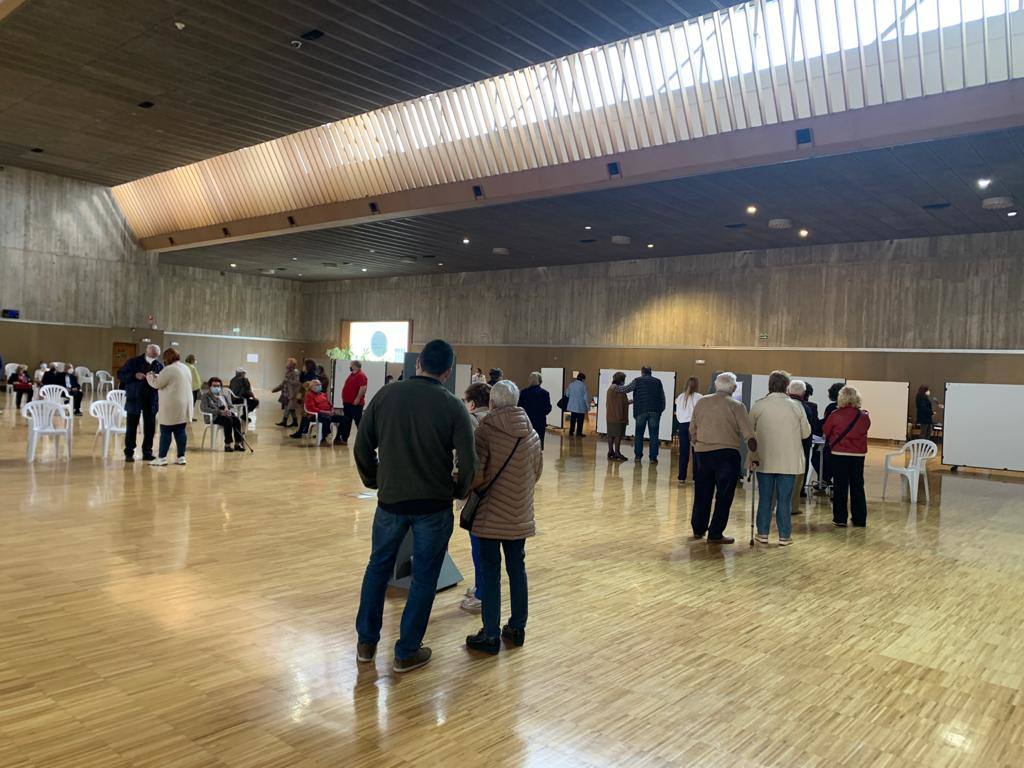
[845,380,910,441]
[749,374,844,414]
[943,383,1024,471]
[454,364,472,398]
[541,367,564,428]
[597,369,676,438]
[333,360,386,408]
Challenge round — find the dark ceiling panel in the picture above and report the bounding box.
[0,0,733,185]
[161,129,1024,281]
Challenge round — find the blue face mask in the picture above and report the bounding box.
[211,386,221,394]
[312,385,322,393]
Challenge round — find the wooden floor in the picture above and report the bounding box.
[3,397,1024,768]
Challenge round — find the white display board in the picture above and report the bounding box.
[541,367,564,428]
[454,364,472,398]
[845,379,909,441]
[943,383,1024,471]
[596,369,676,439]
[749,374,844,415]
[332,360,386,408]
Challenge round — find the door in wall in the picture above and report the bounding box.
[112,342,137,378]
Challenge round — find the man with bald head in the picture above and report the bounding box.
[118,343,164,463]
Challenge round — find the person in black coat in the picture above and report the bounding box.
[821,382,845,487]
[40,364,62,388]
[59,364,84,415]
[517,371,552,449]
[915,385,935,438]
[118,344,164,462]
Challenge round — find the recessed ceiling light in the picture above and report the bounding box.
[291,257,298,261]
[746,205,758,215]
[229,263,237,267]
[798,229,810,238]
[173,21,186,31]
[646,243,655,249]
[584,225,592,230]
[978,178,992,189]
[298,273,303,276]
[361,267,367,272]
[462,237,470,245]
[1008,211,1018,217]
[437,262,444,266]
[369,249,375,253]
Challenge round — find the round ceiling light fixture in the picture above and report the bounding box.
[746,205,758,215]
[982,195,1015,210]
[798,228,810,238]
[768,218,793,230]
[462,237,470,245]
[584,225,592,230]
[646,243,655,249]
[361,267,368,272]
[229,263,237,268]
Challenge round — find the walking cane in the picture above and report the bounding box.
[748,469,756,546]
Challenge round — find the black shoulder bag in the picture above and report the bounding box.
[828,410,862,450]
[460,437,522,531]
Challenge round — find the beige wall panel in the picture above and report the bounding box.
[162,335,312,391]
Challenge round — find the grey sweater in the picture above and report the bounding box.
[355,376,478,514]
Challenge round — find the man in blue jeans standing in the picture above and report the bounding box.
[614,366,666,464]
[354,339,478,673]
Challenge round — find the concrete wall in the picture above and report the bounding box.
[303,231,1024,351]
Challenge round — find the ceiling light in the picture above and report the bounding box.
[369,249,375,253]
[798,229,810,238]
[173,21,186,31]
[746,205,758,215]
[462,237,470,245]
[361,267,368,272]
[768,218,792,230]
[298,273,303,276]
[646,243,655,249]
[977,178,992,189]
[983,196,1015,210]
[229,263,237,268]
[584,225,592,230]
[1008,211,1018,217]
[437,262,444,266]
[291,257,298,261]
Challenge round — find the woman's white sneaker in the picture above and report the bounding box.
[778,537,793,546]
[175,456,187,465]
[754,534,769,544]
[149,457,168,467]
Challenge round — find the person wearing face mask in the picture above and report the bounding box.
[118,343,164,463]
[336,360,368,446]
[272,358,300,427]
[201,377,246,452]
[61,363,84,416]
[915,385,936,439]
[292,379,338,445]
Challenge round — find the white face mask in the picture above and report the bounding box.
[145,355,157,363]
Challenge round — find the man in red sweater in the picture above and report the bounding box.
[337,360,368,445]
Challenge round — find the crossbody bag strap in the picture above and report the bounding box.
[478,437,522,498]
[828,410,862,450]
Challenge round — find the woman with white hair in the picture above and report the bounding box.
[465,380,543,655]
[517,371,552,449]
[822,386,871,527]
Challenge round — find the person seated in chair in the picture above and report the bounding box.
[10,365,34,407]
[40,363,62,388]
[291,379,338,446]
[229,367,259,417]
[61,363,84,415]
[200,377,246,452]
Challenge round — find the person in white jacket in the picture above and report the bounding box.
[749,370,810,546]
[146,348,195,466]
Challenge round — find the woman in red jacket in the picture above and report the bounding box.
[291,380,338,446]
[822,386,872,528]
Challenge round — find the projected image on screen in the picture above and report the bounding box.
[349,321,410,363]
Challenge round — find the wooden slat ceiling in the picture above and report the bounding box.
[0,0,733,186]
[159,127,1024,281]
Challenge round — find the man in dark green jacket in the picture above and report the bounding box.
[354,339,478,673]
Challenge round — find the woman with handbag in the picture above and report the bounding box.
[822,386,872,528]
[463,380,543,655]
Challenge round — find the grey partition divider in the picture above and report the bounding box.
[942,383,1024,471]
[541,366,564,428]
[403,352,456,394]
[389,530,464,592]
[710,372,753,410]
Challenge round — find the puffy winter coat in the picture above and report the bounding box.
[470,406,543,540]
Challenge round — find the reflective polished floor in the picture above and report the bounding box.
[2,399,1024,768]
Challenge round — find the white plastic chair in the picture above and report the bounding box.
[39,384,74,422]
[4,363,20,407]
[75,366,94,397]
[89,399,126,458]
[106,389,127,409]
[303,406,323,444]
[95,371,114,398]
[200,411,226,451]
[22,400,72,462]
[883,439,938,504]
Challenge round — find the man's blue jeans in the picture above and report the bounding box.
[356,505,454,659]
[634,411,661,459]
[756,473,797,539]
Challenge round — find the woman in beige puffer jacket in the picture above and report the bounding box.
[466,380,543,655]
